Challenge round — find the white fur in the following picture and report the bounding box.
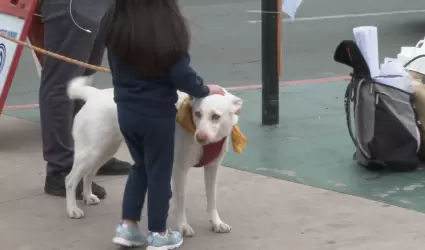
[65,76,243,237]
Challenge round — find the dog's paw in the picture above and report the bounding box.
[178,223,195,237]
[210,220,231,234]
[67,206,85,219]
[84,194,100,205]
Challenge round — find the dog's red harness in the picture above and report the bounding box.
[176,95,228,168]
[193,138,227,168]
[176,91,247,168]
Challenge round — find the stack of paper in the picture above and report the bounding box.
[353,26,380,78]
[375,59,415,93]
[352,26,415,92]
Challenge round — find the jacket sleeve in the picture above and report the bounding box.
[170,55,210,98]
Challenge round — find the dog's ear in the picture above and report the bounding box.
[230,96,243,115]
[189,96,197,107]
[230,96,242,125]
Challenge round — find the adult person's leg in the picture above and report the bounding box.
[39,1,130,199]
[76,11,131,176]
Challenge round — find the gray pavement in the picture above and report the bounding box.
[7,0,425,107]
[4,115,425,249]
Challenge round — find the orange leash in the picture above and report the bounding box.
[0,32,111,73]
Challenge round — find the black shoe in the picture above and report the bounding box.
[44,172,106,200]
[96,157,131,176]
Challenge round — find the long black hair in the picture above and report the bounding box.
[104,0,190,78]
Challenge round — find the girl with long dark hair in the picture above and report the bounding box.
[103,0,224,248]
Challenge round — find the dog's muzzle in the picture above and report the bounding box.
[195,131,209,145]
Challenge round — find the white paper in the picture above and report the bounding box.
[374,76,415,93]
[282,0,303,21]
[379,60,409,77]
[374,59,414,93]
[381,57,396,68]
[349,26,415,93]
[353,26,380,78]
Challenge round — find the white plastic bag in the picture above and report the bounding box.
[282,0,303,21]
[397,37,425,74]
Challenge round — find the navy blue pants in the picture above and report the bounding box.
[117,107,175,233]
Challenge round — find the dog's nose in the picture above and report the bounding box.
[195,131,208,143]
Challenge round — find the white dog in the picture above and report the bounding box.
[65,76,244,237]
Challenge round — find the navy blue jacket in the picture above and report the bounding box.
[108,53,210,117]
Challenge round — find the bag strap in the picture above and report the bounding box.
[404,54,425,68]
[345,75,357,146]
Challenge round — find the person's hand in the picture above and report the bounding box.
[207,85,225,96]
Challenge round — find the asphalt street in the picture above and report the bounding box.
[5,0,425,106]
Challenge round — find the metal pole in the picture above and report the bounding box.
[261,0,280,125]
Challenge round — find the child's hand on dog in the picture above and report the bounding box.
[207,85,225,96]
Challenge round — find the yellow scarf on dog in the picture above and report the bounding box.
[176,97,247,155]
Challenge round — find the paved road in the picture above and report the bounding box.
[5,0,425,106]
[5,115,425,250]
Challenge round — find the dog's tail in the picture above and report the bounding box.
[67,76,100,101]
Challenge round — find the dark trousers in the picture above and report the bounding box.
[39,3,106,174]
[118,107,175,233]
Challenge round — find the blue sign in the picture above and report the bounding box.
[0,29,17,39]
[0,43,5,75]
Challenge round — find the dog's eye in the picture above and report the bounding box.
[194,111,202,118]
[211,114,221,120]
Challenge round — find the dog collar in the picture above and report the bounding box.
[193,138,227,168]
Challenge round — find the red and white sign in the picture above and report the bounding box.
[0,0,37,114]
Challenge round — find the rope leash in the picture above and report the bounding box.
[0,32,111,73]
